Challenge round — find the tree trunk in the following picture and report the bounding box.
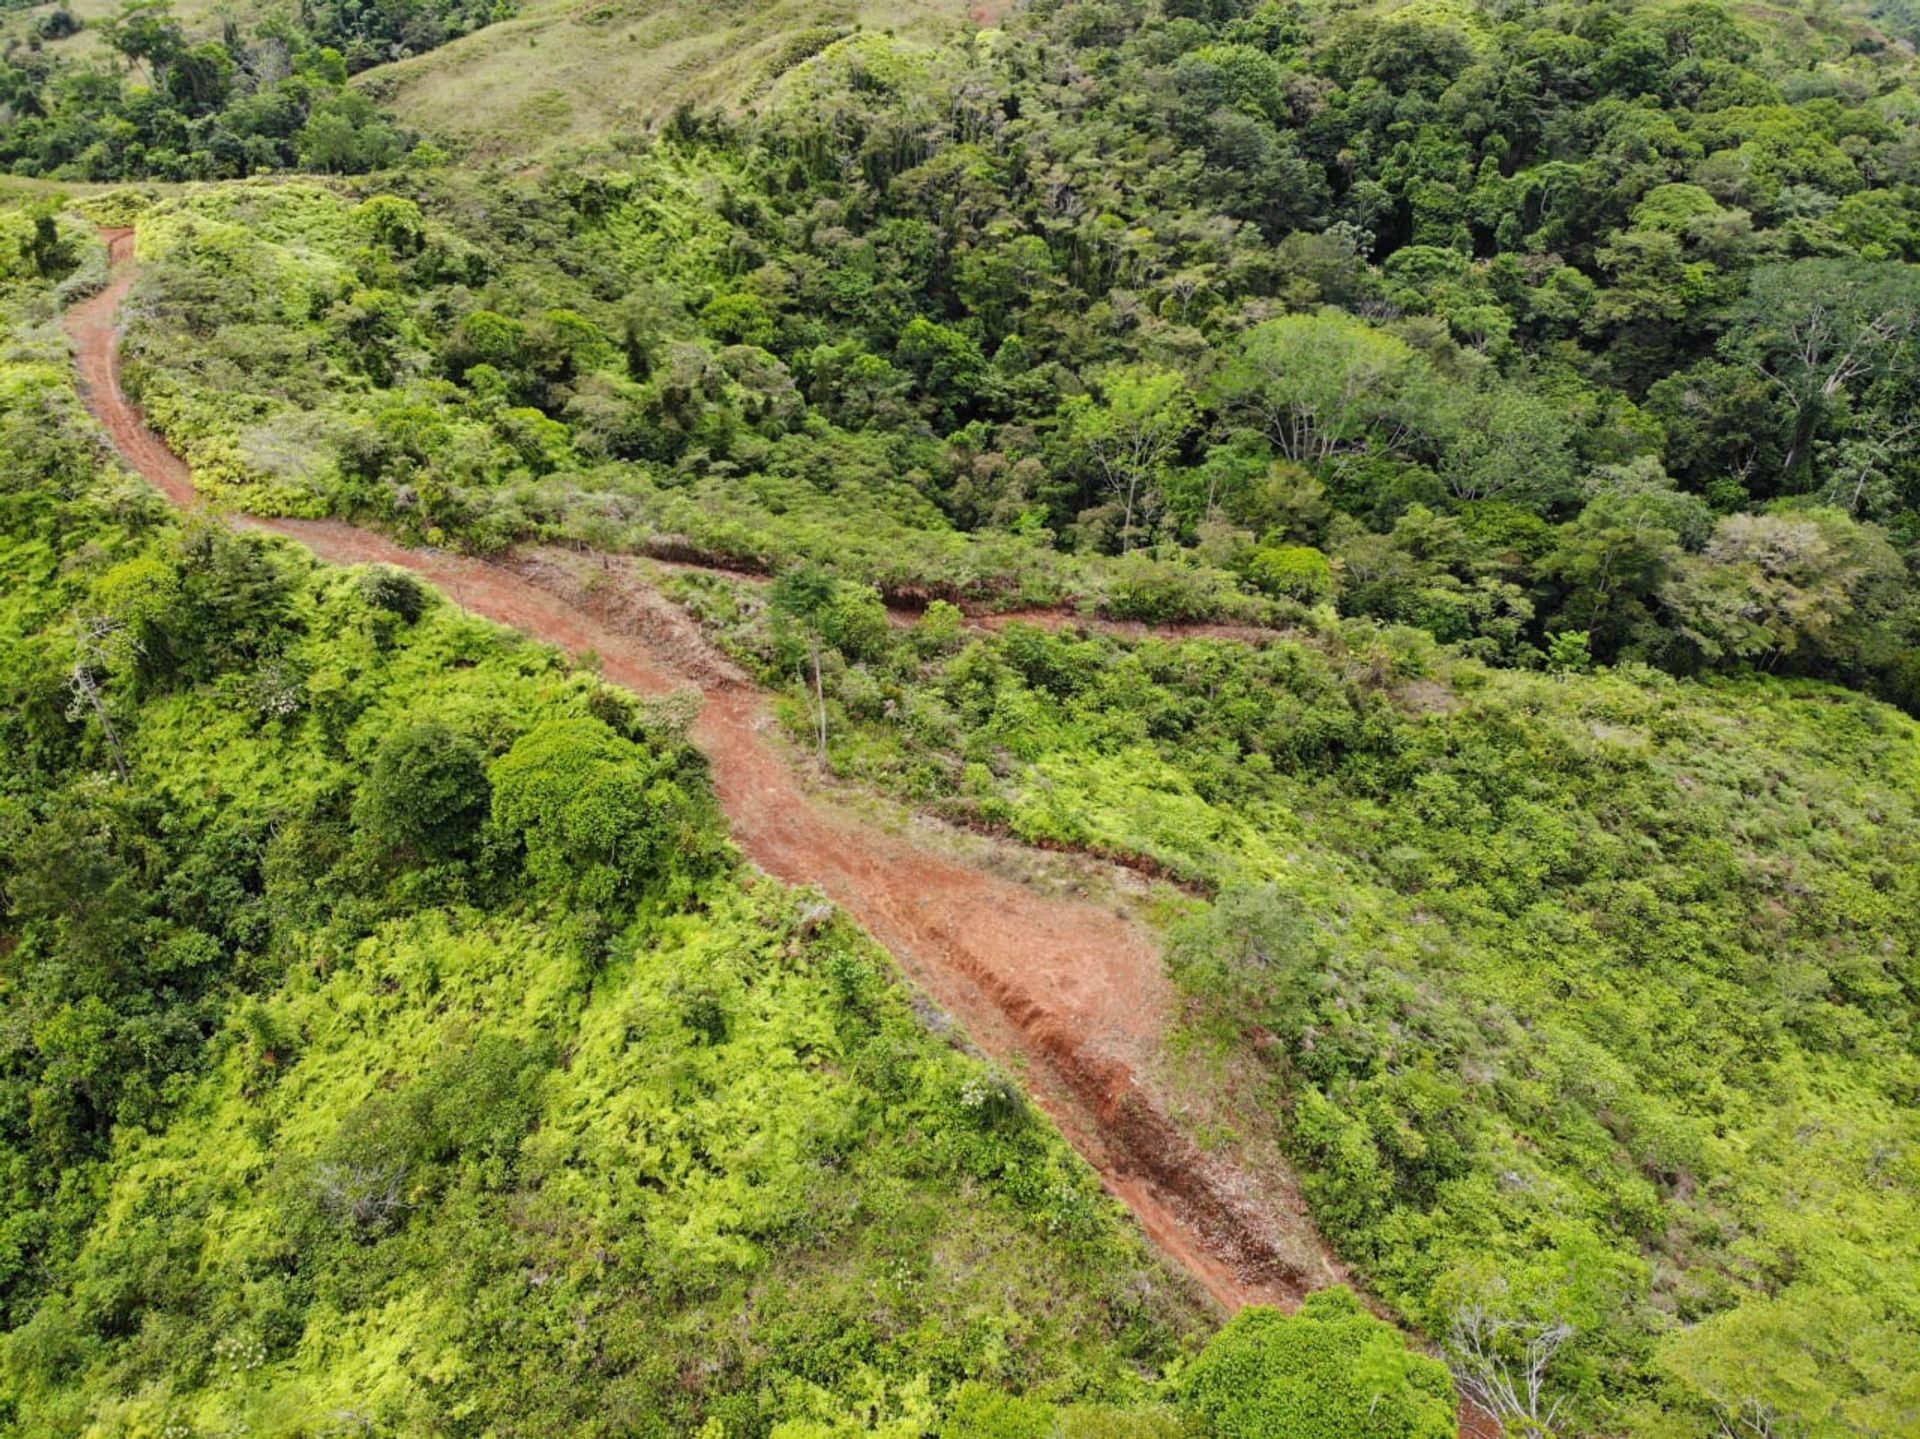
[78,674,130,783]
[810,634,827,762]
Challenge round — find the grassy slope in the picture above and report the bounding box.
[0,0,234,62]
[352,0,990,161]
[3,0,992,160]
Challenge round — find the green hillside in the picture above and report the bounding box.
[0,256,1213,1436]
[6,0,1920,1433]
[354,0,997,161]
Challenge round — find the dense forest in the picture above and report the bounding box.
[90,0,1920,713]
[0,0,477,179]
[3,0,1920,1432]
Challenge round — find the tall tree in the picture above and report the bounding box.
[1059,364,1196,551]
[1212,312,1425,471]
[1722,260,1920,490]
[771,565,838,761]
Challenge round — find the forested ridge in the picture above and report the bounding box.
[3,0,1920,1432]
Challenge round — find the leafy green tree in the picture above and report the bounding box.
[1722,260,1920,489]
[1546,629,1592,677]
[297,91,400,173]
[1540,461,1710,658]
[352,722,490,861]
[954,234,1057,341]
[1212,312,1425,471]
[1662,507,1905,669]
[1059,365,1196,552]
[1242,543,1335,604]
[164,41,234,116]
[771,565,838,760]
[17,199,71,281]
[161,523,297,686]
[1438,383,1579,507]
[98,0,185,85]
[353,195,428,258]
[1167,884,1327,1028]
[1657,1290,1920,1439]
[895,316,989,427]
[1175,1288,1457,1439]
[489,716,717,906]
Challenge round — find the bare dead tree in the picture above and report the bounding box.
[1446,1304,1576,1436]
[312,1160,408,1235]
[1713,1396,1786,1439]
[66,614,139,783]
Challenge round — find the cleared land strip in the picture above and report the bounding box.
[67,225,1347,1315]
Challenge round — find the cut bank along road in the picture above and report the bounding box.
[66,227,1347,1314]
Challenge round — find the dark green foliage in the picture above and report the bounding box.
[0,0,416,181]
[357,564,429,624]
[107,0,1920,706]
[351,720,490,860]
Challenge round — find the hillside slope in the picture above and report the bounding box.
[354,0,998,159]
[65,223,1349,1314]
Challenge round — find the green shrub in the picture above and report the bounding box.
[1175,1289,1456,1439]
[489,715,721,906]
[352,721,491,861]
[1243,544,1335,605]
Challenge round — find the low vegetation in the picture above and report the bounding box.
[6,0,1920,1429]
[678,558,1920,1436]
[0,228,1477,1436]
[355,0,984,162]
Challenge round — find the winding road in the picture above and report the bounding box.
[65,227,1347,1313]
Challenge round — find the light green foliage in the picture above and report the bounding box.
[489,713,719,907]
[1057,365,1197,552]
[1176,1289,1456,1439]
[1242,544,1335,604]
[0,276,1210,1435]
[1663,507,1907,668]
[1212,312,1424,470]
[1654,1288,1920,1439]
[698,563,1920,1435]
[1545,628,1592,675]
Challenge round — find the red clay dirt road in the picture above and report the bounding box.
[66,229,1347,1313]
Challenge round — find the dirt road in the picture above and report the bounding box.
[65,228,1347,1312]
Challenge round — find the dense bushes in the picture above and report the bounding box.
[489,714,721,907]
[1176,1290,1456,1439]
[351,720,490,860]
[681,558,1920,1437]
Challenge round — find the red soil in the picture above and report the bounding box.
[66,226,1344,1314]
